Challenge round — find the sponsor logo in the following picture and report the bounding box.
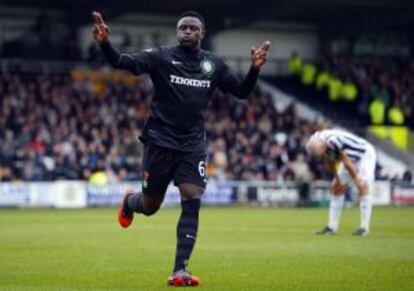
[170,74,210,88]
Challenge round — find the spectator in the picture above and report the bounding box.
[0,70,335,182]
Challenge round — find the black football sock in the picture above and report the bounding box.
[173,199,201,273]
[127,192,145,214]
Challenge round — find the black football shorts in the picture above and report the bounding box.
[141,142,207,196]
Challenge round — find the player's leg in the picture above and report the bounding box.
[119,190,167,227]
[118,143,173,228]
[168,183,203,286]
[354,145,376,236]
[317,182,346,235]
[168,151,206,286]
[317,164,348,235]
[328,186,346,233]
[354,193,372,236]
[173,183,203,270]
[126,190,166,216]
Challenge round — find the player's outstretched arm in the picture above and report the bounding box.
[218,40,271,99]
[92,11,138,73]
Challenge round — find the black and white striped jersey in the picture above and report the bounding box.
[317,129,369,161]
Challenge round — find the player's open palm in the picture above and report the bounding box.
[92,11,109,43]
[251,40,271,69]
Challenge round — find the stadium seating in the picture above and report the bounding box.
[285,53,414,127]
[0,70,333,182]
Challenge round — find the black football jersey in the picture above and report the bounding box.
[100,42,259,152]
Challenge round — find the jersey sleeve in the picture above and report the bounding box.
[100,41,160,75]
[326,136,343,155]
[130,48,160,75]
[216,58,259,99]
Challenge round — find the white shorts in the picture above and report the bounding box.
[337,143,376,186]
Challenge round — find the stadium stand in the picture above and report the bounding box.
[282,52,414,128]
[0,70,334,182]
[0,4,412,183]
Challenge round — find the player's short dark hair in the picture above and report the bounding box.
[178,11,205,27]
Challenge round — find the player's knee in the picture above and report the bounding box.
[182,192,202,200]
[332,188,345,196]
[179,184,204,201]
[359,190,369,197]
[142,196,163,216]
[142,202,161,216]
[142,205,160,216]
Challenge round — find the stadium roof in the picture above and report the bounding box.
[1,0,413,31]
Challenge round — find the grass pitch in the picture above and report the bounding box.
[0,207,413,290]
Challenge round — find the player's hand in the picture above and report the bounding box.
[330,177,346,195]
[251,40,271,69]
[92,11,109,44]
[354,175,368,195]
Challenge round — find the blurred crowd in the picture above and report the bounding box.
[289,51,414,127]
[1,10,412,183]
[322,54,413,126]
[205,89,320,181]
[0,71,337,182]
[1,70,412,183]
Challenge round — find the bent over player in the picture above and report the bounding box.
[92,10,271,286]
[306,129,376,236]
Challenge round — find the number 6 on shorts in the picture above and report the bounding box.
[198,161,206,177]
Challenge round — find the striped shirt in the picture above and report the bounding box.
[318,129,369,161]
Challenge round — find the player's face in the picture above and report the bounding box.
[177,17,204,49]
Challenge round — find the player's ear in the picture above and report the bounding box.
[200,26,205,40]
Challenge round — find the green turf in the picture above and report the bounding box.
[0,207,413,291]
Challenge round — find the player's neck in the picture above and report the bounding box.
[178,44,200,53]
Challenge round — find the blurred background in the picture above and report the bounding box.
[0,0,413,208]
